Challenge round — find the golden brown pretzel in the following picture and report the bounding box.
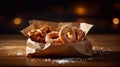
[72,27,85,41]
[27,24,85,44]
[40,25,53,37]
[59,25,76,43]
[28,29,45,43]
[45,31,62,43]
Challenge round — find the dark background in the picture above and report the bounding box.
[0,0,120,34]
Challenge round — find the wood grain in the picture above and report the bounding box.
[0,34,120,66]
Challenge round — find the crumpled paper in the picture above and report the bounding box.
[21,20,93,57]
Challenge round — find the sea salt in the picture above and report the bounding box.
[55,60,69,64]
[44,58,76,64]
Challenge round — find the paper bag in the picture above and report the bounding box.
[21,20,93,57]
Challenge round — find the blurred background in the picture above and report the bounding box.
[0,0,120,34]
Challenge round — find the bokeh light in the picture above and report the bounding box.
[113,17,119,25]
[74,6,87,15]
[13,17,22,25]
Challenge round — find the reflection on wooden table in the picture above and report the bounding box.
[0,34,120,66]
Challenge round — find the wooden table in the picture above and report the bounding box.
[0,34,120,66]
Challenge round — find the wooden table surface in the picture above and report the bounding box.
[0,34,120,66]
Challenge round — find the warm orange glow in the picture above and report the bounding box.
[113,17,119,25]
[75,7,87,15]
[13,18,22,25]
